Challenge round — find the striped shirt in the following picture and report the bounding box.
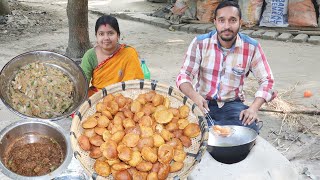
[176,31,275,102]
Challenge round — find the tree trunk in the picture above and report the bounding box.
[0,0,11,16]
[66,0,91,59]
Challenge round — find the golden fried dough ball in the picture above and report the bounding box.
[151,162,160,173]
[136,161,153,172]
[125,125,141,136]
[174,149,187,162]
[110,123,124,135]
[103,94,115,103]
[172,129,183,139]
[128,151,143,167]
[114,169,132,180]
[123,118,136,129]
[166,138,183,150]
[96,102,107,112]
[106,101,119,115]
[136,94,147,105]
[154,110,173,124]
[82,116,98,129]
[140,126,154,138]
[123,109,134,119]
[94,127,107,136]
[141,147,158,163]
[94,160,111,177]
[177,119,189,130]
[179,105,190,119]
[84,128,97,138]
[113,115,123,125]
[183,123,200,138]
[112,162,131,171]
[131,100,142,113]
[97,115,110,128]
[142,103,155,116]
[78,135,91,151]
[168,108,180,118]
[152,94,164,107]
[153,134,165,148]
[89,135,104,147]
[111,130,126,144]
[102,130,112,142]
[147,172,158,180]
[115,94,127,108]
[157,163,170,180]
[163,97,170,109]
[165,122,178,132]
[117,145,133,162]
[137,137,154,151]
[122,133,140,148]
[90,146,102,159]
[170,162,184,173]
[133,111,144,122]
[154,105,167,113]
[101,110,113,120]
[106,158,121,166]
[145,91,156,102]
[139,116,153,127]
[158,144,174,164]
[179,135,192,148]
[102,140,118,160]
[160,129,174,142]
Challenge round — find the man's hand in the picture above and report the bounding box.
[239,107,258,125]
[192,94,209,113]
[239,97,265,125]
[179,82,209,113]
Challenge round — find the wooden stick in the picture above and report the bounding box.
[259,108,320,115]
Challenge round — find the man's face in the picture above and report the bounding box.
[214,6,241,42]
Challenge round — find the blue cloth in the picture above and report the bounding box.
[206,99,260,133]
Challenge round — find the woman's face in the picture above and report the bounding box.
[96,24,119,52]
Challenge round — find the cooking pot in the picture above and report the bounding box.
[207,125,260,164]
[0,119,72,180]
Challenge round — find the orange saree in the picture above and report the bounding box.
[88,45,144,97]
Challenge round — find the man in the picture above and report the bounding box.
[176,0,276,133]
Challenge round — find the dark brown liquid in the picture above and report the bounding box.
[4,134,64,176]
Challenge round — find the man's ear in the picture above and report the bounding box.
[213,18,216,26]
[240,19,243,27]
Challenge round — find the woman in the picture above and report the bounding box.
[81,15,144,97]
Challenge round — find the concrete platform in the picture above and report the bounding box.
[189,136,298,180]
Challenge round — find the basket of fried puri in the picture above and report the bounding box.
[70,79,209,180]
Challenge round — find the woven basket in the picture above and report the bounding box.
[70,79,209,180]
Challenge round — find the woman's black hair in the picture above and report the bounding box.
[95,15,120,36]
[214,0,242,19]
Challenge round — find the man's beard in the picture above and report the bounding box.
[217,27,240,42]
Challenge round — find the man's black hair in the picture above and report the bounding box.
[214,0,242,19]
[95,15,120,36]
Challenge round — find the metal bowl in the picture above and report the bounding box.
[207,125,258,164]
[0,50,88,120]
[0,119,73,180]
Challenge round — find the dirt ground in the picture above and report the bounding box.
[0,0,319,179]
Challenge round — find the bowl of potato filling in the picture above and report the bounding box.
[0,50,88,120]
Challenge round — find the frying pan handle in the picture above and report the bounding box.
[256,120,263,130]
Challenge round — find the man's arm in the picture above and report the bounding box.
[179,82,209,113]
[240,43,275,125]
[176,37,209,112]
